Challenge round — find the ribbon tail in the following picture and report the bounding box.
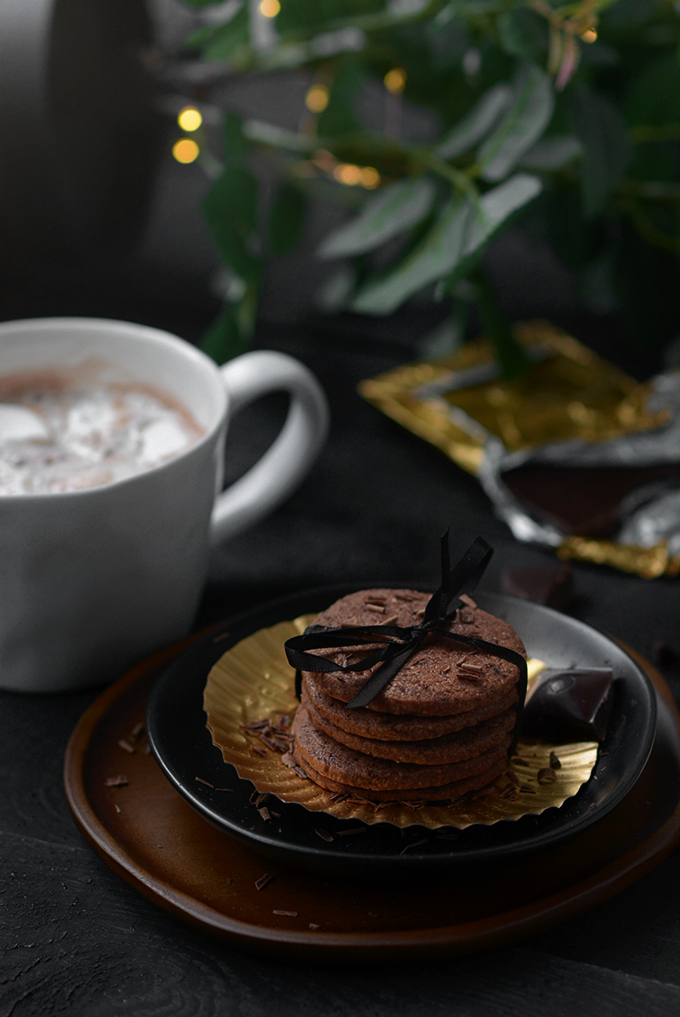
[346,643,419,709]
[423,534,493,623]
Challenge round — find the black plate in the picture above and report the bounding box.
[146,586,656,878]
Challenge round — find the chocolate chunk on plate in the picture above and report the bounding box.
[521,668,614,743]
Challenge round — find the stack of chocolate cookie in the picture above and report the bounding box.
[291,588,526,803]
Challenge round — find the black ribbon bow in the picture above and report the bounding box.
[284,532,528,745]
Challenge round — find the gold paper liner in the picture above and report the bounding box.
[204,616,598,830]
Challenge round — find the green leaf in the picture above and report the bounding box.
[464,173,543,259]
[317,176,436,259]
[567,84,631,219]
[436,84,513,160]
[317,61,365,138]
[315,265,357,312]
[202,166,261,281]
[497,9,548,64]
[477,65,554,183]
[223,111,250,166]
[276,0,384,35]
[199,5,249,64]
[243,120,317,153]
[268,182,306,257]
[518,135,582,171]
[351,196,474,315]
[201,295,255,364]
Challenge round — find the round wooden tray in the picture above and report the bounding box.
[64,635,680,959]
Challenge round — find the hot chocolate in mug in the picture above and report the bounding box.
[0,317,329,692]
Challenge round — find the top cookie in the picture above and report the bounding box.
[302,588,526,716]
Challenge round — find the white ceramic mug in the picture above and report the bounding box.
[0,317,329,692]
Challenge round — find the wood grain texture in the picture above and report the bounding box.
[3,835,680,1017]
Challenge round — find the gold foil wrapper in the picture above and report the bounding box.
[557,536,680,579]
[358,320,675,578]
[204,617,598,830]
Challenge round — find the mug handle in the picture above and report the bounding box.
[210,350,329,544]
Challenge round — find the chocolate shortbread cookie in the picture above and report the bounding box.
[301,674,518,740]
[291,704,511,791]
[296,755,507,803]
[304,589,526,715]
[302,691,516,764]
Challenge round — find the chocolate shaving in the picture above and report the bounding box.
[520,785,537,793]
[195,777,214,788]
[538,767,557,784]
[129,722,145,743]
[118,739,135,754]
[250,791,271,806]
[459,662,484,675]
[472,784,497,798]
[549,751,562,770]
[249,745,267,757]
[240,716,294,754]
[258,807,272,821]
[213,630,231,643]
[315,828,334,842]
[337,826,367,836]
[506,769,521,787]
[105,775,128,787]
[255,874,274,891]
[365,604,385,614]
[281,753,310,780]
[309,923,321,930]
[399,839,428,855]
[273,910,298,917]
[114,804,122,814]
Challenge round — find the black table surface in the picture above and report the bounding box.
[3,312,680,1017]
